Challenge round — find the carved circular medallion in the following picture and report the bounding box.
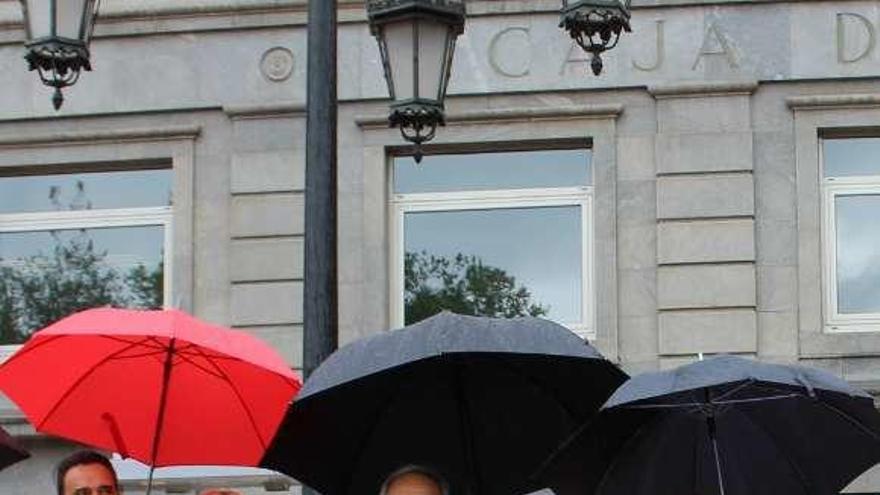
[260,47,295,82]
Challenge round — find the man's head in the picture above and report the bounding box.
[380,466,448,495]
[56,450,119,495]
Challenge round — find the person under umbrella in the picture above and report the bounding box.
[56,450,119,495]
[0,307,301,495]
[381,466,448,495]
[261,311,627,495]
[536,354,880,495]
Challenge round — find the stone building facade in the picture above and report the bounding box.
[1,0,880,492]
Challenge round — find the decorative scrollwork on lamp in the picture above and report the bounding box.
[19,0,100,110]
[560,0,631,76]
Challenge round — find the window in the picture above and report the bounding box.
[821,137,880,332]
[0,167,172,346]
[390,148,594,337]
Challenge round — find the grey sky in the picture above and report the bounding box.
[0,169,171,214]
[394,148,591,194]
[0,226,164,271]
[405,205,583,323]
[824,138,880,177]
[398,148,591,325]
[835,194,880,313]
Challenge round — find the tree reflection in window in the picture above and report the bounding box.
[0,233,164,344]
[0,179,166,344]
[404,250,547,325]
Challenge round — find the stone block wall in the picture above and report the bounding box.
[227,110,307,370]
[650,83,758,362]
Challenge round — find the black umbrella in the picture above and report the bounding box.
[537,355,880,495]
[261,312,626,495]
[0,425,29,471]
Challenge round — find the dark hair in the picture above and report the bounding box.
[56,450,119,495]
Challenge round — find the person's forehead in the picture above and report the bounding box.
[387,472,442,495]
[65,463,116,484]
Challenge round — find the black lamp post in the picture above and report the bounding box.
[560,0,631,76]
[367,0,466,163]
[19,0,100,110]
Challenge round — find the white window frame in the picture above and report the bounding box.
[390,178,595,339]
[0,205,173,356]
[821,172,880,333]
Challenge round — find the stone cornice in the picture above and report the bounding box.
[0,125,202,148]
[786,94,880,111]
[223,102,307,119]
[648,80,759,99]
[355,103,624,128]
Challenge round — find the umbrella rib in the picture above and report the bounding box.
[146,337,177,493]
[101,335,166,351]
[171,351,227,380]
[530,413,596,483]
[593,410,677,495]
[624,393,804,410]
[0,334,65,367]
[712,394,800,405]
[105,349,169,361]
[734,406,814,495]
[813,398,880,441]
[623,402,708,409]
[189,345,270,449]
[36,336,157,431]
[495,358,582,423]
[711,380,756,402]
[176,349,232,359]
[751,382,839,401]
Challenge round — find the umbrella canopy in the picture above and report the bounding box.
[0,425,29,471]
[0,308,300,473]
[538,355,880,495]
[261,312,626,495]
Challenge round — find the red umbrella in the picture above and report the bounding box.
[0,307,300,489]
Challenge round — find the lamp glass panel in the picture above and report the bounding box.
[416,20,448,101]
[56,0,89,39]
[383,21,415,101]
[23,0,52,39]
[81,0,98,42]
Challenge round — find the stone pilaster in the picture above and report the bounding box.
[650,81,758,358]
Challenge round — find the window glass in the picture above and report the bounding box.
[403,205,582,326]
[835,194,880,314]
[824,138,880,178]
[394,149,591,194]
[0,226,165,344]
[0,169,172,213]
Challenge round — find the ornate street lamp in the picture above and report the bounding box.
[19,0,101,110]
[560,0,631,76]
[367,0,465,162]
